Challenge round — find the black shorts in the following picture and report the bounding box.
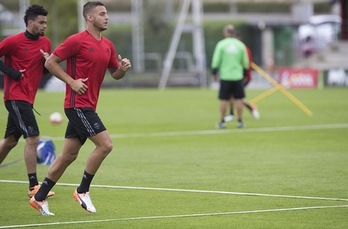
[4,100,39,140]
[64,108,106,145]
[219,79,245,100]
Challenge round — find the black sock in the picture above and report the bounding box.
[35,177,56,201]
[77,170,94,193]
[244,103,253,111]
[28,173,39,188]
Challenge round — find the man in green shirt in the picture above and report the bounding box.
[211,24,249,128]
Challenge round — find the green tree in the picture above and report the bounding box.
[31,0,78,48]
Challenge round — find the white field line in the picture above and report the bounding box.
[1,180,348,202]
[36,123,348,141]
[0,158,23,168]
[0,205,347,228]
[1,124,347,228]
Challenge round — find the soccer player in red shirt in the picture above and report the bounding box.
[0,4,55,198]
[30,1,131,216]
[224,45,260,123]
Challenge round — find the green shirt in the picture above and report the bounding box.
[211,37,249,81]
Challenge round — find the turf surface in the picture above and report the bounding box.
[0,88,347,228]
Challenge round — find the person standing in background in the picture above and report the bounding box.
[29,1,131,216]
[0,4,54,198]
[211,24,249,129]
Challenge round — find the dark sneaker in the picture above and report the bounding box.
[237,121,245,128]
[215,122,226,129]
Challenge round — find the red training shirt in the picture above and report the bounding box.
[245,46,253,84]
[53,30,118,111]
[0,33,51,104]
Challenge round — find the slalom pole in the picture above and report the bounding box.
[250,70,305,104]
[251,63,313,117]
[249,87,278,104]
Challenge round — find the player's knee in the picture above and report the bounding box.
[61,152,78,164]
[101,142,113,156]
[3,137,19,149]
[26,136,40,146]
[105,143,113,154]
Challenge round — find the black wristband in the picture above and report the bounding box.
[243,69,248,78]
[212,68,218,75]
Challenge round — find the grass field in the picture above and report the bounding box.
[0,87,347,228]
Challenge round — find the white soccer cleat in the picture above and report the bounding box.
[29,197,55,216]
[73,189,96,213]
[224,115,234,122]
[252,109,260,119]
[249,104,260,120]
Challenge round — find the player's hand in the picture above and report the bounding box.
[70,78,88,95]
[212,74,218,82]
[18,69,26,80]
[40,49,50,60]
[9,69,25,81]
[117,55,131,72]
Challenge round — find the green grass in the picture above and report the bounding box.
[0,88,347,228]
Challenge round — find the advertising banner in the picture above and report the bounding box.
[277,67,319,89]
[323,68,348,87]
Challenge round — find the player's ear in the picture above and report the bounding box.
[86,14,93,22]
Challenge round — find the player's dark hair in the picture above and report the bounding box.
[23,4,48,26]
[83,1,105,20]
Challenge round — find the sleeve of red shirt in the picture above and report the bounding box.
[243,46,253,83]
[53,34,81,60]
[0,36,15,56]
[0,36,22,80]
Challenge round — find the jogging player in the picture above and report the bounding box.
[0,4,54,198]
[29,1,131,216]
[224,44,260,122]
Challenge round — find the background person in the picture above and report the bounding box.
[301,35,316,59]
[0,4,54,198]
[211,24,249,129]
[29,1,131,216]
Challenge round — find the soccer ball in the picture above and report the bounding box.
[49,112,63,124]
